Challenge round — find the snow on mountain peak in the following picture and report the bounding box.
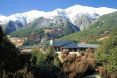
[96,7,117,15]
[0,15,9,24]
[23,10,45,17]
[64,5,117,23]
[65,4,117,16]
[0,4,117,25]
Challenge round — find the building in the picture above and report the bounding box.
[20,44,48,53]
[20,40,99,54]
[51,40,99,55]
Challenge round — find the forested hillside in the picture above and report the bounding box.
[95,28,117,78]
[59,12,117,43]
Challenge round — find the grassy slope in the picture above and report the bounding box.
[59,12,117,43]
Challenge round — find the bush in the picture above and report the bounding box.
[61,49,96,78]
[96,28,117,73]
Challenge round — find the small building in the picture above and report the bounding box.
[20,44,48,53]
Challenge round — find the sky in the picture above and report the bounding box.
[0,0,117,16]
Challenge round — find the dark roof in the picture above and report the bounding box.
[20,45,43,49]
[52,40,74,47]
[77,43,99,48]
[63,42,78,48]
[52,41,99,48]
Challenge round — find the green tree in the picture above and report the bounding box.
[31,48,48,65]
[0,26,20,78]
[31,47,64,78]
[96,27,117,73]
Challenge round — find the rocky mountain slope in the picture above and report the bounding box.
[59,12,117,43]
[0,5,117,33]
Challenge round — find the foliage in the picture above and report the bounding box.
[0,27,63,78]
[95,27,117,73]
[31,48,48,65]
[0,26,20,73]
[32,64,63,78]
[31,47,64,78]
[61,49,96,78]
[11,26,44,37]
[0,26,33,78]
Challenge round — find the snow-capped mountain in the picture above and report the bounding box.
[0,4,117,33]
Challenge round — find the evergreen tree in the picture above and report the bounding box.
[0,26,20,77]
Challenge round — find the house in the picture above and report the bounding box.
[50,40,99,55]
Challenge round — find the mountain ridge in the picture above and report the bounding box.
[59,12,117,43]
[0,4,117,25]
[0,4,117,38]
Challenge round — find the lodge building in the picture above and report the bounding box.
[21,40,99,54]
[50,40,99,54]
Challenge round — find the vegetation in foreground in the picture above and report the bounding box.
[0,26,117,78]
[95,28,117,78]
[0,26,96,78]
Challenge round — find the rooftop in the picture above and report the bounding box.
[52,40,99,48]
